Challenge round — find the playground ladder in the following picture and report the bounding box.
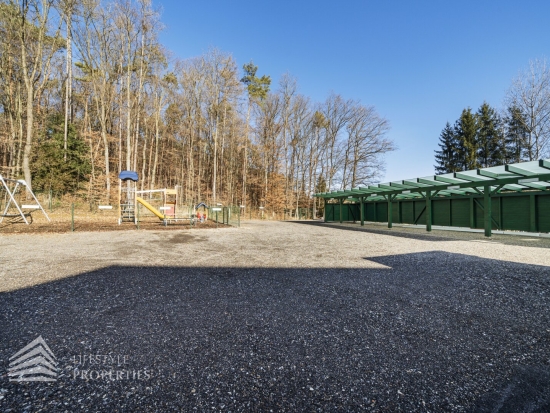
[120,203,135,222]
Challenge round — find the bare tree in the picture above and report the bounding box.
[343,104,393,188]
[58,0,78,161]
[74,0,123,199]
[506,58,550,160]
[17,0,63,190]
[278,73,296,211]
[322,93,353,191]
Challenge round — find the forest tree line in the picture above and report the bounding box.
[0,0,395,216]
[435,59,550,174]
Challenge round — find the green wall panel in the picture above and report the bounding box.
[376,202,388,222]
[325,204,334,221]
[414,200,426,225]
[365,203,375,221]
[450,199,470,227]
[345,204,359,221]
[325,204,360,221]
[502,196,530,231]
[432,199,451,226]
[401,202,414,224]
[341,204,348,221]
[392,201,400,223]
[474,199,484,229]
[537,195,550,233]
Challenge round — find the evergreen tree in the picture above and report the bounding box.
[31,114,91,194]
[476,102,504,167]
[240,61,271,101]
[454,108,479,170]
[434,122,458,174]
[504,105,529,164]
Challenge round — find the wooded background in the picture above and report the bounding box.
[0,0,395,217]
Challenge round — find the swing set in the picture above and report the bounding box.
[0,175,50,225]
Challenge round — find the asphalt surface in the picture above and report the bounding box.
[1,221,550,412]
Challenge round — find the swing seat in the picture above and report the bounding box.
[21,205,40,209]
[1,213,33,223]
[98,205,113,210]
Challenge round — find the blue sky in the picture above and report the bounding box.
[156,1,550,183]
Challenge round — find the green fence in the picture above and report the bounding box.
[212,205,241,227]
[325,191,550,233]
[284,208,314,220]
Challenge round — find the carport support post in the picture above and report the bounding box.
[483,186,492,237]
[360,196,364,226]
[387,195,392,228]
[426,190,432,232]
[469,197,475,229]
[339,198,343,223]
[484,186,492,237]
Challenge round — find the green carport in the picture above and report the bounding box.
[315,159,550,237]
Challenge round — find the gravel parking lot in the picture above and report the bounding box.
[1,220,549,412]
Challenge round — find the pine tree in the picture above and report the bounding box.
[240,61,271,101]
[31,114,91,194]
[434,122,458,174]
[504,105,529,164]
[454,108,479,170]
[476,102,504,167]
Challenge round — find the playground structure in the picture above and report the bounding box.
[118,171,196,225]
[0,175,50,225]
[195,202,209,222]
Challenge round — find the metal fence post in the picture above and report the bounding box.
[71,203,75,232]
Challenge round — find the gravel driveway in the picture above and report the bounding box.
[1,221,549,412]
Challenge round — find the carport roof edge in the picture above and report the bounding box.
[315,159,550,200]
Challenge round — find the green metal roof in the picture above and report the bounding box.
[315,159,550,201]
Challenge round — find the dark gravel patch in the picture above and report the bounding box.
[0,219,225,234]
[1,250,549,412]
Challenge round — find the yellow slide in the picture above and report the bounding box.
[136,197,165,220]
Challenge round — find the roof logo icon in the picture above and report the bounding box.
[8,336,58,382]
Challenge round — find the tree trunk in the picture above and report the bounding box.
[22,87,34,190]
[64,7,73,161]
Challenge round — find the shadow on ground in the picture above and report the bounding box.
[288,220,456,242]
[1,251,549,412]
[289,220,550,249]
